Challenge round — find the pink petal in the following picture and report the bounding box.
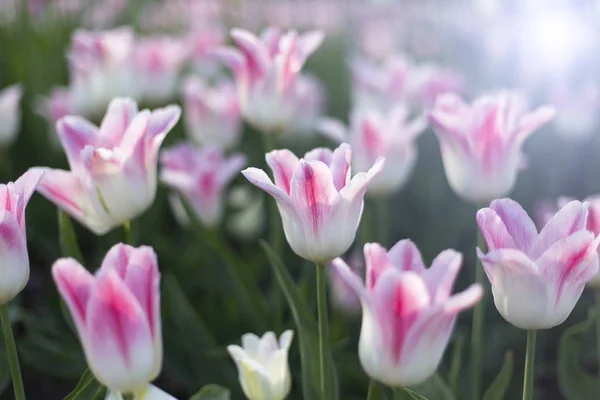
[317,117,348,143]
[488,198,537,252]
[338,156,385,203]
[217,154,247,186]
[476,208,517,251]
[265,150,300,195]
[443,284,483,314]
[145,106,181,165]
[34,168,86,224]
[516,105,556,142]
[98,98,138,146]
[86,269,155,392]
[386,239,426,273]
[100,243,133,277]
[529,200,588,259]
[423,249,463,303]
[535,230,599,305]
[242,167,293,210]
[52,258,94,334]
[211,47,245,75]
[364,242,395,291]
[0,211,29,304]
[56,116,100,172]
[329,143,351,192]
[329,257,366,301]
[303,148,333,165]
[298,30,325,60]
[477,247,540,286]
[12,169,44,229]
[289,159,338,235]
[230,28,270,81]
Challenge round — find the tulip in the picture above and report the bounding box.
[227,330,294,400]
[53,243,175,399]
[242,143,384,262]
[0,84,22,146]
[477,198,600,329]
[134,36,190,104]
[0,170,44,305]
[67,27,140,118]
[216,27,324,134]
[33,97,181,235]
[428,91,555,204]
[331,240,482,386]
[319,104,426,196]
[180,76,242,149]
[160,143,246,228]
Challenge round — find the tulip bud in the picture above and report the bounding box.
[0,170,44,304]
[0,84,23,146]
[429,91,555,204]
[332,240,482,386]
[227,331,294,400]
[33,97,181,235]
[477,198,600,329]
[242,143,384,263]
[53,243,174,398]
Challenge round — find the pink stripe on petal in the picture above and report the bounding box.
[266,150,300,195]
[13,169,44,229]
[57,116,100,171]
[35,168,85,220]
[289,160,338,235]
[99,98,138,146]
[387,239,426,273]
[52,258,94,332]
[230,29,269,82]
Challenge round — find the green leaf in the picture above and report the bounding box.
[482,351,514,400]
[447,333,465,392]
[58,210,84,263]
[189,384,231,400]
[558,310,600,400]
[260,240,338,400]
[410,373,455,400]
[63,369,106,400]
[393,387,428,400]
[367,380,389,400]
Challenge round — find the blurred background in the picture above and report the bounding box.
[1,0,600,399]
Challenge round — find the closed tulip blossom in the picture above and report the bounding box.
[331,240,482,386]
[0,170,44,304]
[216,27,324,134]
[319,104,426,196]
[242,143,384,262]
[33,97,181,235]
[477,198,600,329]
[134,36,190,104]
[0,84,23,146]
[428,91,555,204]
[160,143,246,228]
[53,244,175,399]
[181,76,242,149]
[227,330,294,400]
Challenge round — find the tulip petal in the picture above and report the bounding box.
[242,168,293,210]
[217,154,247,186]
[338,156,385,203]
[329,143,351,192]
[99,98,138,146]
[134,384,178,400]
[13,169,44,229]
[317,117,347,143]
[146,105,181,161]
[330,257,367,300]
[86,269,155,393]
[266,349,292,400]
[230,29,270,81]
[241,333,262,360]
[237,358,274,400]
[387,239,426,273]
[278,330,294,351]
[0,212,29,304]
[516,105,556,142]
[489,198,537,252]
[52,258,93,334]
[424,249,463,303]
[57,116,100,172]
[303,147,333,165]
[364,242,395,290]
[266,150,300,195]
[298,30,325,60]
[529,200,588,259]
[477,207,517,251]
[444,284,483,314]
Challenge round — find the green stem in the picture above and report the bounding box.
[522,330,537,400]
[367,380,384,399]
[316,262,331,399]
[595,290,600,378]
[123,220,133,245]
[0,305,25,400]
[471,227,486,400]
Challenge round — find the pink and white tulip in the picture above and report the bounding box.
[67,27,139,118]
[33,98,181,235]
[227,330,294,400]
[0,84,23,146]
[0,170,44,304]
[53,244,175,399]
[331,240,482,386]
[216,27,324,134]
[429,91,555,204]
[319,104,426,196]
[160,143,246,228]
[243,144,384,262]
[181,76,242,149]
[477,198,600,329]
[134,36,190,104]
